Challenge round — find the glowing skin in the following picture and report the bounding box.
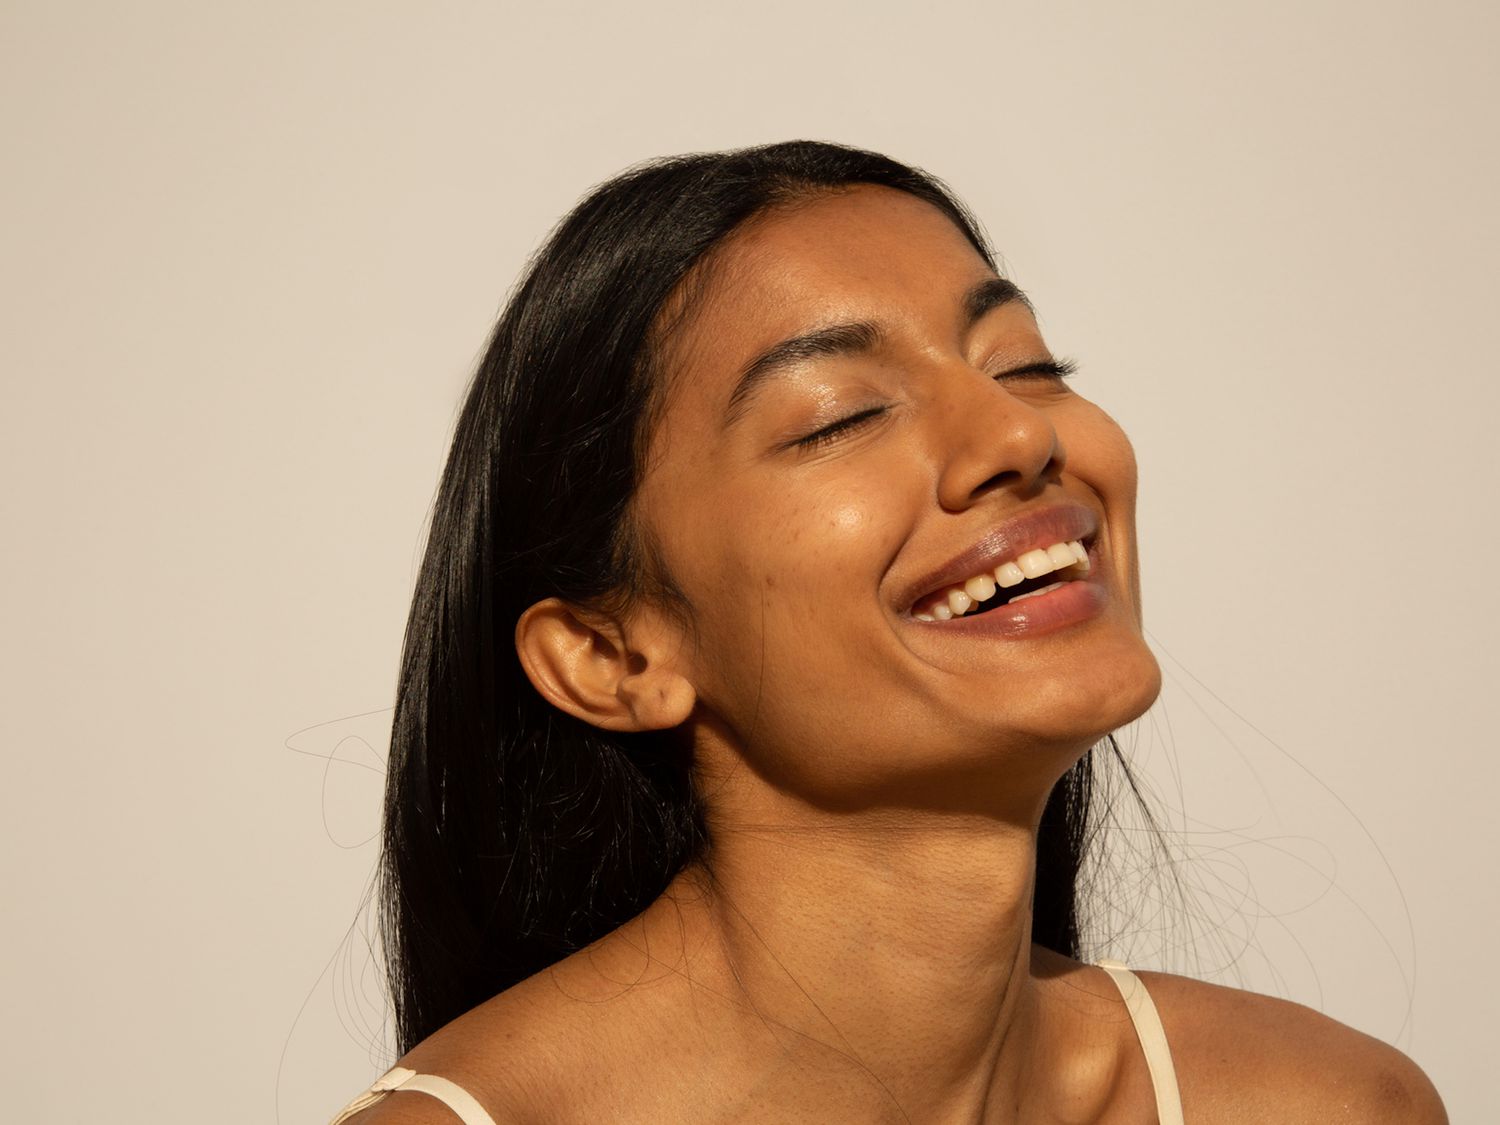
[499,185,1168,1123]
[475,185,1438,1125]
[634,186,1161,811]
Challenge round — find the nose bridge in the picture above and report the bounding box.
[925,359,1063,510]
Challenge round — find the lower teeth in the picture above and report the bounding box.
[1005,580,1066,605]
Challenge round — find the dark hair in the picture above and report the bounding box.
[380,139,1129,1052]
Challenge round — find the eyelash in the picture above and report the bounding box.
[793,358,1078,451]
[1000,358,1078,382]
[796,406,887,451]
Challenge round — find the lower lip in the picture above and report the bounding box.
[912,577,1106,639]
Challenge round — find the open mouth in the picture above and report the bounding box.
[910,538,1092,622]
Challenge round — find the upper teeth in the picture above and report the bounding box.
[914,539,1089,622]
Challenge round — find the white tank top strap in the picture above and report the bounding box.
[1096,959,1186,1125]
[328,1065,500,1125]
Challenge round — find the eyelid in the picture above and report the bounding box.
[792,405,888,451]
[787,358,1075,453]
[991,357,1078,380]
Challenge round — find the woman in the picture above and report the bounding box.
[331,141,1445,1123]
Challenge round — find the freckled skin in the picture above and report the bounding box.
[634,186,1161,810]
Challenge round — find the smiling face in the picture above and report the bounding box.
[631,185,1161,815]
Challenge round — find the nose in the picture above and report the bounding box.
[931,370,1066,512]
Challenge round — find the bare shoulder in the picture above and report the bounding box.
[333,1095,468,1125]
[1136,969,1448,1124]
[330,927,699,1125]
[328,980,582,1125]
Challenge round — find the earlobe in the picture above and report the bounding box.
[514,597,696,732]
[635,673,697,732]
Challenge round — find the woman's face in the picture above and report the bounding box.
[633,185,1161,811]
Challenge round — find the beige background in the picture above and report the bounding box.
[3,1,1494,1121]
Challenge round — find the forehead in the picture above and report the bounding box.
[657,185,1009,414]
[707,186,989,331]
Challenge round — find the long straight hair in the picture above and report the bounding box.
[380,140,1124,1053]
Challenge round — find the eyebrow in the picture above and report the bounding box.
[721,276,1028,430]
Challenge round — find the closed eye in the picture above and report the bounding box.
[993,357,1077,382]
[791,359,1075,452]
[793,406,888,451]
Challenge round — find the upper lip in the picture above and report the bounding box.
[896,501,1100,614]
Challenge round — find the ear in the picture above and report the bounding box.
[514,597,697,732]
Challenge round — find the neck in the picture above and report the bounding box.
[657,787,1069,1122]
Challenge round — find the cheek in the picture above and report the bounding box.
[657,476,903,711]
[675,472,895,604]
[1064,402,1137,490]
[753,495,876,565]
[1062,402,1146,613]
[1058,403,1140,533]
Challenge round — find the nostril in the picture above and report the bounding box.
[934,391,1065,512]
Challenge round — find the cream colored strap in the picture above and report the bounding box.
[1097,960,1186,1125]
[328,1065,501,1125]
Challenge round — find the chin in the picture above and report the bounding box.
[1006,639,1162,754]
[867,644,1163,816]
